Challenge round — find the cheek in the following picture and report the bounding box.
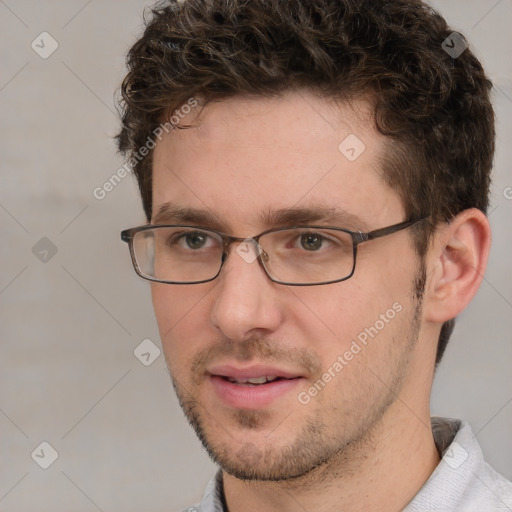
[151,284,177,334]
[151,283,211,362]
[289,283,382,343]
[293,286,415,396]
[288,271,411,365]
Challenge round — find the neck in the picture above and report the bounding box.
[222,402,440,512]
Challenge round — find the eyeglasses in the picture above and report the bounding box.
[121,219,424,286]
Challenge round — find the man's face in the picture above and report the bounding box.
[151,91,427,481]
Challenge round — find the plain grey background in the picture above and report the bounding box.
[0,1,511,511]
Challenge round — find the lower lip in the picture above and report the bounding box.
[209,375,303,409]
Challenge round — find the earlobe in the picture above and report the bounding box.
[424,208,491,323]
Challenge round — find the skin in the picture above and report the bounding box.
[150,91,491,512]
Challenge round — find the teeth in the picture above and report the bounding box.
[247,376,272,384]
[226,376,278,385]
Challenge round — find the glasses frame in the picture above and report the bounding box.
[121,218,425,286]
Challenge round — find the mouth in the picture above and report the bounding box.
[207,364,305,409]
[223,375,289,386]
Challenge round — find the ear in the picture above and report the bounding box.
[423,208,491,323]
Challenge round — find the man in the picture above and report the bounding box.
[117,0,512,510]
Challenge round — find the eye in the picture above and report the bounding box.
[168,230,219,251]
[300,233,325,251]
[182,231,209,249]
[279,229,352,254]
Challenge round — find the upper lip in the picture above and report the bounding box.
[208,364,303,380]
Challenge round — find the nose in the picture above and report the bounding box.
[210,241,284,341]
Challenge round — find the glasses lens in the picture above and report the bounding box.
[132,227,223,283]
[259,228,355,284]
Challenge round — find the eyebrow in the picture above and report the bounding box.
[152,203,226,230]
[260,206,370,231]
[151,202,370,232]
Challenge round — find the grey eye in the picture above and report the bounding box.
[185,232,208,249]
[300,233,323,251]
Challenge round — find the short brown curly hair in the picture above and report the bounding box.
[116,0,495,364]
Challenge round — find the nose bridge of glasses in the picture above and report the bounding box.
[222,235,264,266]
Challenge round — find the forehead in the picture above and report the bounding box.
[151,91,403,231]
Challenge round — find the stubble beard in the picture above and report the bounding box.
[170,264,427,484]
